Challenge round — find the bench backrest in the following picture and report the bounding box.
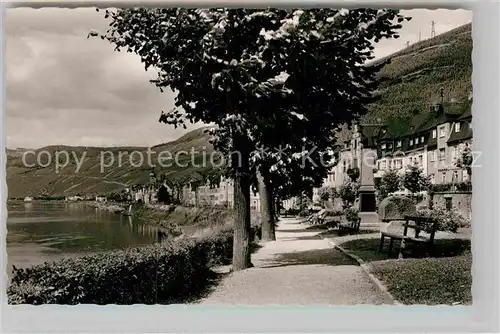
[403,215,438,240]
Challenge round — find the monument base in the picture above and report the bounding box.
[358,187,377,212]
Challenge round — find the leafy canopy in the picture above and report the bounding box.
[93,8,410,173]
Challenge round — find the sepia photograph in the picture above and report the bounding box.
[5,7,474,306]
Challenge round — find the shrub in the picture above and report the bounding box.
[455,181,472,192]
[429,183,452,193]
[338,182,359,208]
[415,207,470,233]
[378,196,416,222]
[345,207,359,223]
[7,225,260,305]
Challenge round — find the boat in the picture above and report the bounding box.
[23,196,33,203]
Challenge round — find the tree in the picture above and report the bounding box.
[318,186,331,202]
[157,185,171,204]
[376,169,401,200]
[455,144,473,179]
[402,165,430,200]
[94,8,409,270]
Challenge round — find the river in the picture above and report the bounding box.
[6,201,162,274]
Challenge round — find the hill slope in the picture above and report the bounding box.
[6,127,216,198]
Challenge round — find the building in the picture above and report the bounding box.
[182,175,261,211]
[307,97,473,207]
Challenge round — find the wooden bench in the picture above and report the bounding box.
[338,217,361,236]
[379,215,438,257]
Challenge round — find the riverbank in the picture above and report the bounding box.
[87,201,262,239]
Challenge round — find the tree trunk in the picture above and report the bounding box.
[232,135,252,271]
[257,170,275,241]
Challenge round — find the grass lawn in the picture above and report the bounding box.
[339,237,472,305]
[369,253,472,305]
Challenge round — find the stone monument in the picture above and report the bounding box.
[358,144,379,226]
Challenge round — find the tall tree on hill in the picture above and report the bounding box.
[93,8,409,270]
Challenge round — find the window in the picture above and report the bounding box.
[380,160,387,170]
[343,160,347,172]
[409,139,414,146]
[441,172,447,183]
[432,129,437,138]
[381,143,386,149]
[455,122,461,132]
[429,150,436,162]
[418,155,423,166]
[397,140,402,147]
[452,171,459,182]
[421,136,425,143]
[415,137,419,144]
[439,126,446,138]
[430,174,435,184]
[344,143,349,149]
[439,148,446,160]
[394,159,402,169]
[332,172,336,182]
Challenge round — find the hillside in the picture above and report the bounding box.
[364,23,472,123]
[6,127,217,198]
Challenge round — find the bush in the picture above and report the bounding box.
[455,181,472,192]
[415,207,471,233]
[370,254,472,305]
[7,225,259,305]
[429,183,452,193]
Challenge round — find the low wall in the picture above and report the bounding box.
[432,192,472,219]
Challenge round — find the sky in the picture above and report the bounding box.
[5,8,473,149]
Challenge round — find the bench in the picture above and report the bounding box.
[379,215,438,257]
[338,217,361,236]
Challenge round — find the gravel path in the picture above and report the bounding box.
[198,218,394,305]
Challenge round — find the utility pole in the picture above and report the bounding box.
[431,21,436,38]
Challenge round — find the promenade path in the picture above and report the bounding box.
[199,217,393,305]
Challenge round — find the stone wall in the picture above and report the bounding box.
[432,192,472,219]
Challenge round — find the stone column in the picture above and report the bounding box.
[358,145,379,226]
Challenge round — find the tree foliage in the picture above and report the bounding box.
[377,169,402,199]
[402,165,430,195]
[92,7,409,268]
[338,181,359,208]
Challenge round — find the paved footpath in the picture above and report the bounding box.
[198,217,394,305]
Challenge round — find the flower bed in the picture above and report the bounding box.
[8,225,260,305]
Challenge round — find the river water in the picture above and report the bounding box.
[6,201,162,274]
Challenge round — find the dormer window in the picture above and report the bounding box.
[439,126,446,138]
[455,122,461,132]
[432,129,437,138]
[409,139,414,146]
[421,136,425,142]
[415,138,419,144]
[381,143,386,149]
[396,140,402,147]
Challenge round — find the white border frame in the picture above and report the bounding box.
[1,1,498,333]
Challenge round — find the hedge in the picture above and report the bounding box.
[8,225,260,305]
